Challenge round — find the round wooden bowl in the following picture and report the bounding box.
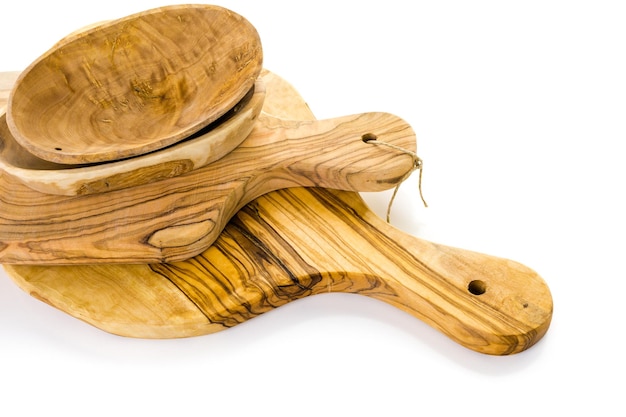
[6,4,263,164]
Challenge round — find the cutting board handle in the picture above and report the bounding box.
[368,221,552,355]
[242,111,419,194]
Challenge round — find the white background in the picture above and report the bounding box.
[1,1,624,415]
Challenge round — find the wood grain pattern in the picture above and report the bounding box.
[7,4,263,164]
[0,80,264,195]
[3,71,552,355]
[0,70,417,264]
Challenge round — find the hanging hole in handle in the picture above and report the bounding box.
[362,133,378,142]
[468,280,487,295]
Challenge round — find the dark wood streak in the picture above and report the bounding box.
[231,220,321,293]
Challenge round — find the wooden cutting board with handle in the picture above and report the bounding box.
[2,70,553,355]
[0,72,417,265]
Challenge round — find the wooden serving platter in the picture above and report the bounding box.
[0,70,417,265]
[3,71,553,355]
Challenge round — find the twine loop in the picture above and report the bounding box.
[363,134,428,222]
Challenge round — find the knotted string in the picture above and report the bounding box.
[363,135,427,222]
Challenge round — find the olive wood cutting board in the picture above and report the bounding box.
[2,70,553,355]
[0,70,417,264]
